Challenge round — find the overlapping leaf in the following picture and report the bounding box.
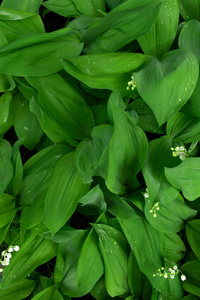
[27,73,95,145]
[138,0,179,58]
[62,52,148,92]
[82,0,163,53]
[134,49,199,125]
[165,157,200,201]
[0,27,83,76]
[44,152,90,236]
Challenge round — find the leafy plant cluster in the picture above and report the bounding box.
[1,0,200,299]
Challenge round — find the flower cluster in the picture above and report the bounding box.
[0,245,20,272]
[126,75,136,90]
[153,266,186,281]
[143,187,149,200]
[170,146,189,161]
[149,202,160,218]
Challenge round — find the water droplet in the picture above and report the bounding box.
[178,98,182,102]
[161,19,164,24]
[24,126,29,131]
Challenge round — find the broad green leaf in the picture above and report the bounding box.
[106,98,148,194]
[1,0,43,13]
[0,92,12,125]
[13,93,43,151]
[144,195,196,233]
[182,76,200,119]
[61,53,148,92]
[43,0,80,17]
[186,219,200,259]
[78,185,107,215]
[182,296,200,300]
[6,139,23,197]
[71,0,106,17]
[26,73,95,145]
[29,96,74,145]
[44,152,90,236]
[74,125,113,183]
[167,112,200,143]
[31,286,59,300]
[82,0,162,53]
[90,276,114,300]
[0,193,15,228]
[76,228,104,296]
[181,260,200,297]
[0,139,13,196]
[0,7,45,42]
[0,75,15,92]
[142,136,179,205]
[0,27,83,76]
[92,223,130,297]
[138,0,179,58]
[2,227,57,287]
[179,20,200,64]
[179,0,200,21]
[106,0,127,10]
[20,192,45,238]
[0,279,36,300]
[19,144,72,205]
[128,251,152,299]
[165,157,200,201]
[58,229,87,296]
[127,98,165,134]
[134,49,199,126]
[164,233,186,262]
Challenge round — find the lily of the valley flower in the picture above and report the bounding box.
[170,146,188,161]
[153,265,186,281]
[0,245,20,272]
[126,75,136,90]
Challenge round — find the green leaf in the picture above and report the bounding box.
[138,0,179,58]
[31,286,57,300]
[58,229,87,296]
[6,139,23,197]
[0,193,16,228]
[182,77,200,119]
[106,97,148,194]
[0,139,13,196]
[92,223,130,297]
[13,93,43,151]
[44,152,90,236]
[0,279,36,300]
[78,185,107,215]
[43,0,81,17]
[144,195,196,233]
[164,233,186,263]
[0,27,83,76]
[179,0,200,21]
[0,92,12,126]
[74,125,113,183]
[0,7,45,42]
[165,157,200,201]
[2,227,57,287]
[61,52,148,92]
[167,112,200,143]
[76,228,104,296]
[127,98,165,134]
[19,144,72,205]
[134,49,199,126]
[71,0,106,17]
[186,219,200,259]
[26,73,95,145]
[0,75,15,92]
[179,20,200,64]
[142,136,179,205]
[90,276,114,300]
[1,0,43,13]
[181,260,200,297]
[82,0,162,53]
[128,251,152,299]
